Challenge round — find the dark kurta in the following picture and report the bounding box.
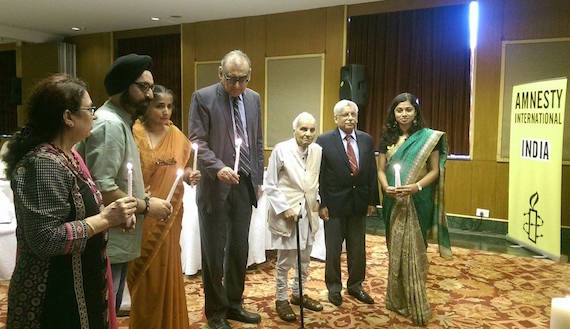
[7,145,109,329]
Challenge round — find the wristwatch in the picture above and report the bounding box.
[416,182,423,191]
[143,196,151,215]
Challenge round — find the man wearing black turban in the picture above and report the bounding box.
[76,53,172,314]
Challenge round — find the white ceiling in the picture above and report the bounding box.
[0,0,378,43]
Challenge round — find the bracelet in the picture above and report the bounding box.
[84,220,96,237]
[416,182,423,191]
[143,196,151,215]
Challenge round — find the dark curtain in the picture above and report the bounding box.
[347,4,471,155]
[0,50,17,135]
[117,34,182,129]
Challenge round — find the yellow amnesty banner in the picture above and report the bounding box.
[507,77,567,260]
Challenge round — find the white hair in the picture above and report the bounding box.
[220,50,251,71]
[292,112,316,129]
[333,99,359,116]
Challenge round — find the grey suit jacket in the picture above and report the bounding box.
[188,82,264,212]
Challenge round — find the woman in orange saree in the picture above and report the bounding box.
[128,85,201,329]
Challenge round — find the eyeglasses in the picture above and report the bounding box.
[222,72,249,85]
[134,81,154,93]
[77,106,97,116]
[337,112,357,119]
[155,158,177,166]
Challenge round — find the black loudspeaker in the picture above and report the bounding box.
[8,77,21,105]
[339,64,368,107]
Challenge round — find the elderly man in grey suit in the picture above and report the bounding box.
[189,50,264,329]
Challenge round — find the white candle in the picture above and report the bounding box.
[126,162,133,197]
[166,168,184,202]
[234,138,242,172]
[550,296,570,329]
[192,143,198,171]
[126,162,135,229]
[393,163,401,187]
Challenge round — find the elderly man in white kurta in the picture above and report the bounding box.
[264,112,323,323]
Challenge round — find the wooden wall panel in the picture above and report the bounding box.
[494,162,509,220]
[0,43,18,52]
[265,9,326,56]
[470,160,497,218]
[471,0,503,162]
[445,160,472,215]
[68,33,113,107]
[348,0,468,16]
[114,25,179,40]
[194,19,245,61]
[502,0,570,40]
[323,6,345,131]
[244,16,266,106]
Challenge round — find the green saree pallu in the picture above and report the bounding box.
[382,128,452,326]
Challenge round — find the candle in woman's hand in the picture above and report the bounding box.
[191,143,199,171]
[393,163,401,187]
[234,138,242,173]
[166,168,184,203]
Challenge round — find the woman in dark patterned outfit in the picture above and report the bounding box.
[2,74,137,329]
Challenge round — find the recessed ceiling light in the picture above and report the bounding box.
[151,17,160,21]
[71,27,81,31]
[170,15,182,19]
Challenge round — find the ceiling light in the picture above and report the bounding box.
[170,15,181,19]
[151,17,160,21]
[71,27,81,31]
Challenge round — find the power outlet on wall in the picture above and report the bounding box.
[476,208,490,218]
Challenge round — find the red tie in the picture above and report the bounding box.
[345,135,359,175]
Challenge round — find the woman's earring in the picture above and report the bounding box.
[392,121,398,128]
[413,119,417,126]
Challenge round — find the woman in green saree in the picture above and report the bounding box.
[378,93,452,326]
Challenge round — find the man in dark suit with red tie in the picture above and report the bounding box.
[189,50,264,329]
[316,99,379,307]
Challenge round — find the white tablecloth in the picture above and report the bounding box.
[0,179,17,280]
[180,182,327,275]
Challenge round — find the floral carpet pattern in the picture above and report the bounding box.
[1,235,569,328]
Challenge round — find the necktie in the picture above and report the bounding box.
[345,134,359,175]
[232,97,251,175]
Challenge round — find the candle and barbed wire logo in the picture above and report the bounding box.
[523,192,543,243]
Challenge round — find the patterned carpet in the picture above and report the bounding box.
[1,235,569,328]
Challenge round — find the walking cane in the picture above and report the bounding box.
[295,205,305,328]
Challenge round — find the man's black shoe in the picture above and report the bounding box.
[348,288,374,304]
[328,292,342,306]
[207,317,232,329]
[226,307,261,324]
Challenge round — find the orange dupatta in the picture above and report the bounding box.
[127,120,191,329]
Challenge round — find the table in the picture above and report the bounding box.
[0,179,17,280]
[179,182,327,275]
